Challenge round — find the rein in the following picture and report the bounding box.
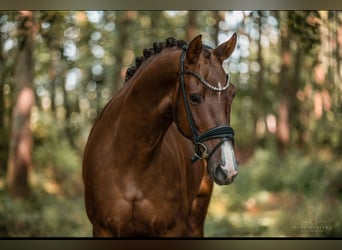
[175,46,235,163]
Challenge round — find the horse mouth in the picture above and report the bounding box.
[213,174,237,186]
[208,164,238,185]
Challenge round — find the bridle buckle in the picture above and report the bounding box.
[195,142,208,159]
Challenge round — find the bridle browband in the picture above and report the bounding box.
[174,45,235,163]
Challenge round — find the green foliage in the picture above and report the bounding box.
[0,124,91,236]
[33,134,82,197]
[205,148,342,236]
[0,10,342,237]
[311,112,342,151]
[288,11,321,53]
[0,186,91,236]
[0,109,91,236]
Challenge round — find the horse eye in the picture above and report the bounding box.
[189,94,202,105]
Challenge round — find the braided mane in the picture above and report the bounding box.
[124,37,187,82]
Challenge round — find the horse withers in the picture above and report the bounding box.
[82,33,239,237]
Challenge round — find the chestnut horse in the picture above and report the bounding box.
[83,33,239,237]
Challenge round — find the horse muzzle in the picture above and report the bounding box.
[207,139,239,185]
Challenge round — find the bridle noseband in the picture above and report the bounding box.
[174,46,235,163]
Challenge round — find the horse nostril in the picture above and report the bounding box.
[215,165,228,180]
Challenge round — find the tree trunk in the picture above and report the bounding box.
[6,11,35,197]
[211,11,225,45]
[254,11,266,143]
[276,12,291,156]
[0,39,9,173]
[292,48,305,148]
[62,80,78,152]
[111,11,137,95]
[186,11,198,41]
[0,13,17,173]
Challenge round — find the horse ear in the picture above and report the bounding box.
[214,32,237,64]
[186,34,203,64]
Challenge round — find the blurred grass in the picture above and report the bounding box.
[0,132,92,237]
[205,147,342,237]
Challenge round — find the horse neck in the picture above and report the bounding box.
[117,49,180,155]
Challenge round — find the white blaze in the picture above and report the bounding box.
[221,140,238,176]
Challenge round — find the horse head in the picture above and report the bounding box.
[174,33,239,185]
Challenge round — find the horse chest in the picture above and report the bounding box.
[106,180,189,236]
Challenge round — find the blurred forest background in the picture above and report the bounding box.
[0,10,341,237]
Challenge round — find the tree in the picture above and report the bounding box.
[275,11,321,155]
[6,11,35,197]
[186,11,199,40]
[275,12,292,156]
[0,12,16,173]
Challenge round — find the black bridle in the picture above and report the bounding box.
[174,46,235,163]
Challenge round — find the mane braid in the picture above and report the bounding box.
[124,37,187,82]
